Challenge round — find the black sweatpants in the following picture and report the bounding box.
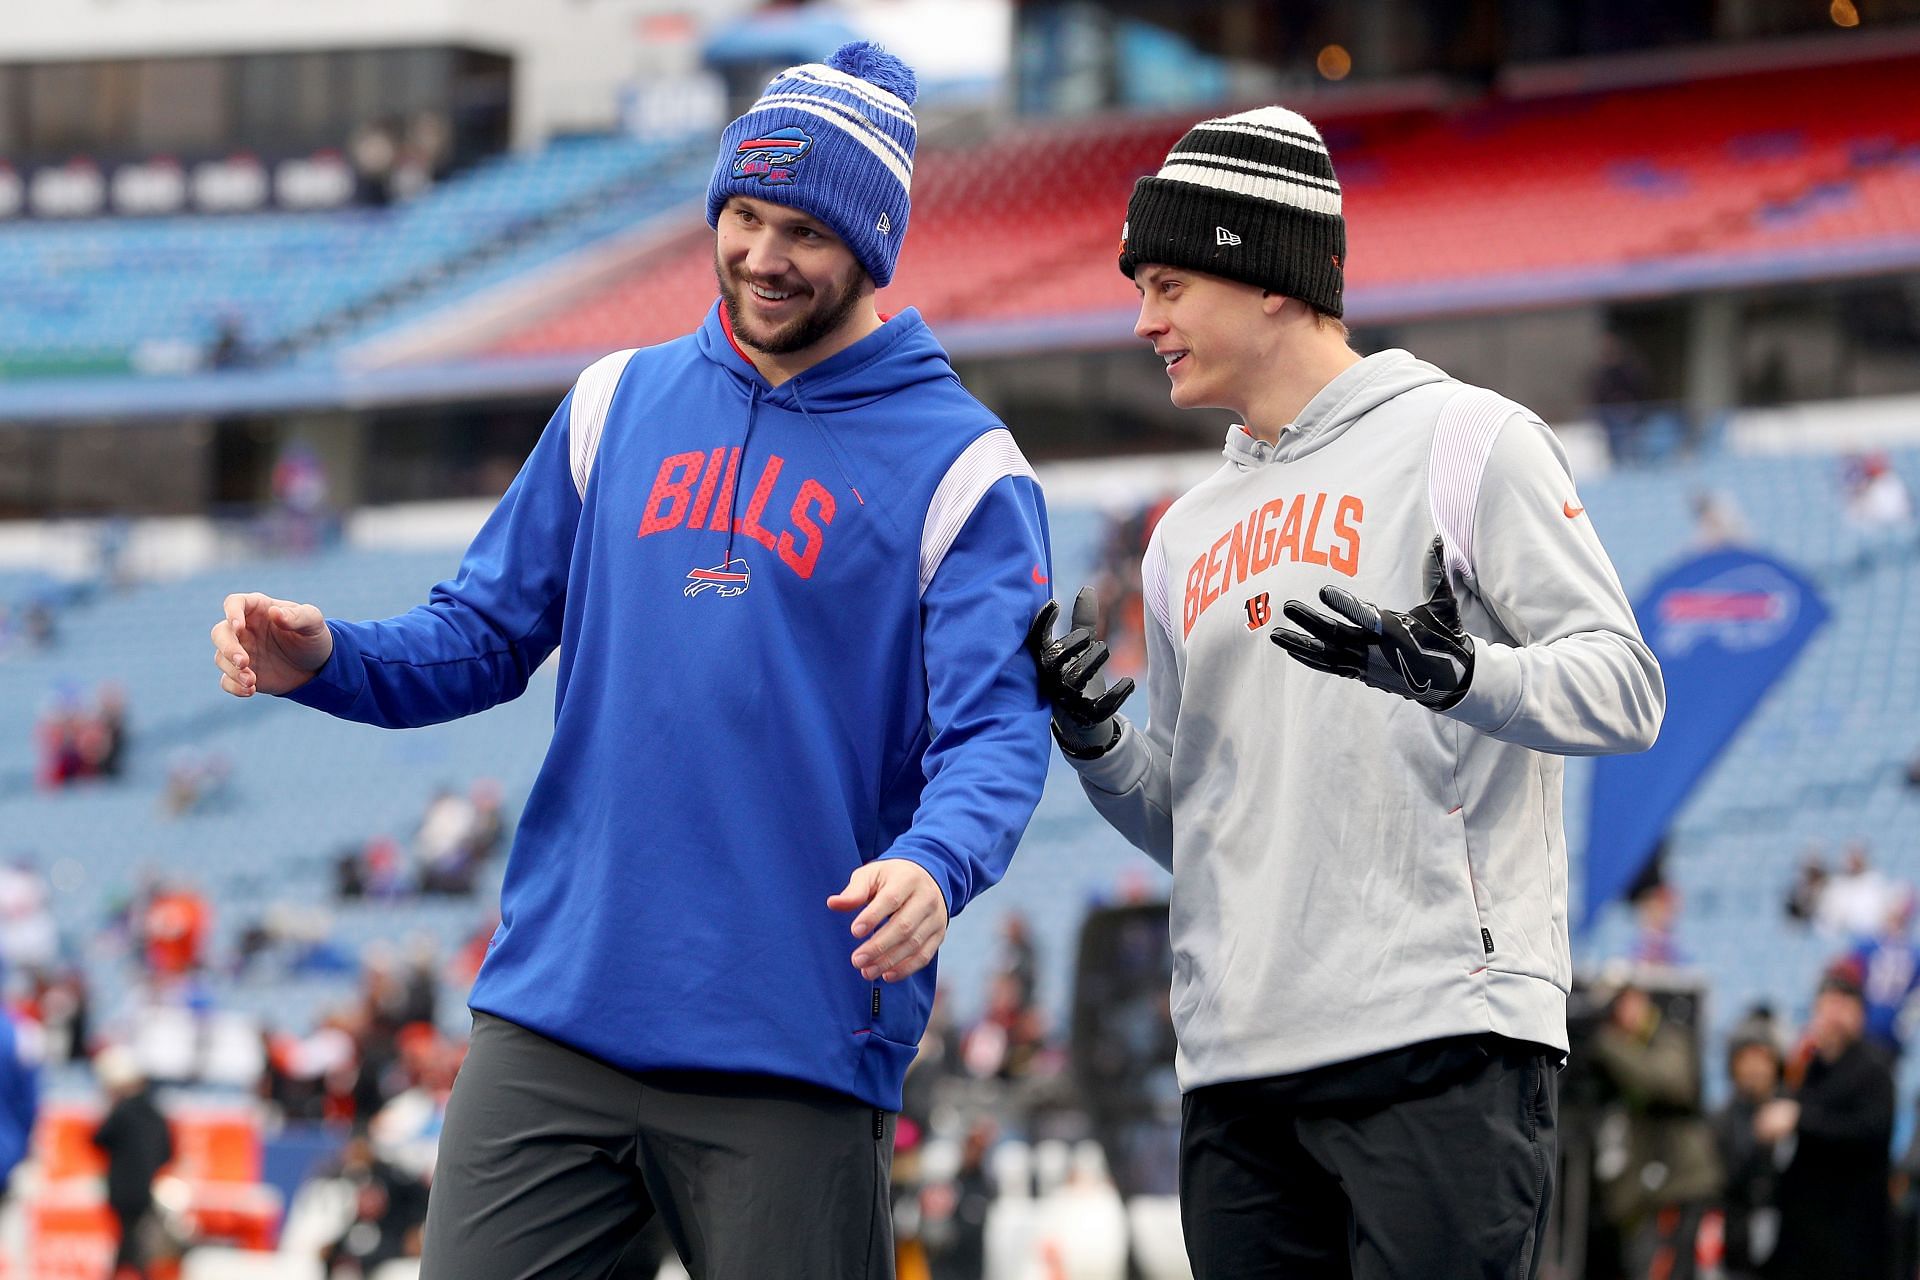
[1180,1035,1557,1280]
[421,1012,896,1280]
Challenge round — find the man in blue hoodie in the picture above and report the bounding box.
[208,43,1052,1280]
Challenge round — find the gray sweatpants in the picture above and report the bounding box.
[421,1012,896,1280]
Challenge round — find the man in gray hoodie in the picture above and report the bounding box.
[1030,106,1664,1279]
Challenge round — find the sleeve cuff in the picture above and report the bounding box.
[1443,636,1523,735]
[1065,716,1150,795]
[279,622,366,716]
[879,850,959,919]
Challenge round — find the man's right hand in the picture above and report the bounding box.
[1026,587,1133,759]
[210,593,332,697]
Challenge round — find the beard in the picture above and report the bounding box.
[716,250,868,356]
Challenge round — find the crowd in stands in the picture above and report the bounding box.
[1585,963,1896,1280]
[34,681,129,789]
[334,778,508,900]
[1583,842,1920,1280]
[1585,959,1904,1280]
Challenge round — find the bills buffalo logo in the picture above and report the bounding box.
[1651,560,1811,656]
[732,126,813,186]
[1656,582,1793,655]
[685,557,752,599]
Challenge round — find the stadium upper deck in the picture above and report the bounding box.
[484,51,1920,360]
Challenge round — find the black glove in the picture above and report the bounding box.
[1269,536,1475,711]
[1027,587,1134,758]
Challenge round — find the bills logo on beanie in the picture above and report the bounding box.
[1118,106,1346,317]
[707,42,918,288]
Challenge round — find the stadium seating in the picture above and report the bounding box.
[0,134,711,377]
[487,52,1920,359]
[6,54,1914,379]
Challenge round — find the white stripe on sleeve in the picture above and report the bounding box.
[1427,385,1523,586]
[920,429,1038,596]
[1142,523,1175,650]
[569,348,638,500]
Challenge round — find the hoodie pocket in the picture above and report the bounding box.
[1442,800,1494,972]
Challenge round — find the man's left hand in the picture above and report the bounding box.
[829,860,950,983]
[1269,536,1475,711]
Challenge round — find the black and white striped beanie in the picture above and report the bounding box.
[1118,106,1346,317]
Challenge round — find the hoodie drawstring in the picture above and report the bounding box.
[787,379,866,508]
[721,379,764,560]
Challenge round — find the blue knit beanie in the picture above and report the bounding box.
[706,42,919,288]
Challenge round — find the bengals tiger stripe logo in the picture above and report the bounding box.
[1244,592,1271,630]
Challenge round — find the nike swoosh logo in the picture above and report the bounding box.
[1031,565,1049,586]
[1563,501,1584,519]
[1395,651,1431,695]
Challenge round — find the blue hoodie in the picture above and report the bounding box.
[288,303,1052,1109]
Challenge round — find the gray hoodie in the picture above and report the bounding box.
[1070,350,1663,1090]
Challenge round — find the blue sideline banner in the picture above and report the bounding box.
[1581,546,1829,929]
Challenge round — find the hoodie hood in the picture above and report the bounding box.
[1224,348,1452,469]
[696,300,957,414]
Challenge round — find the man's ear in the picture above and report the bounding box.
[1260,290,1293,318]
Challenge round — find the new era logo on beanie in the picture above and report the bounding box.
[707,42,918,288]
[1118,106,1346,317]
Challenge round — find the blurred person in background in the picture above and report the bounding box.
[1590,332,1655,465]
[1841,449,1915,571]
[1089,494,1176,676]
[36,685,91,788]
[160,748,230,818]
[319,1129,429,1277]
[1815,841,1898,941]
[1756,971,1894,1280]
[91,1046,174,1280]
[413,784,480,894]
[1782,846,1826,926]
[1628,879,1687,967]
[0,858,60,979]
[995,910,1039,1010]
[1839,886,1920,1059]
[1711,1013,1784,1280]
[24,964,91,1065]
[1687,488,1749,549]
[140,880,208,980]
[93,682,129,778]
[1588,981,1722,1280]
[961,970,1048,1083]
[922,1115,997,1280]
[207,41,1050,1280]
[1031,103,1662,1280]
[465,776,507,866]
[269,440,332,556]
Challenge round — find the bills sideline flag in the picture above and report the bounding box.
[1580,546,1829,930]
